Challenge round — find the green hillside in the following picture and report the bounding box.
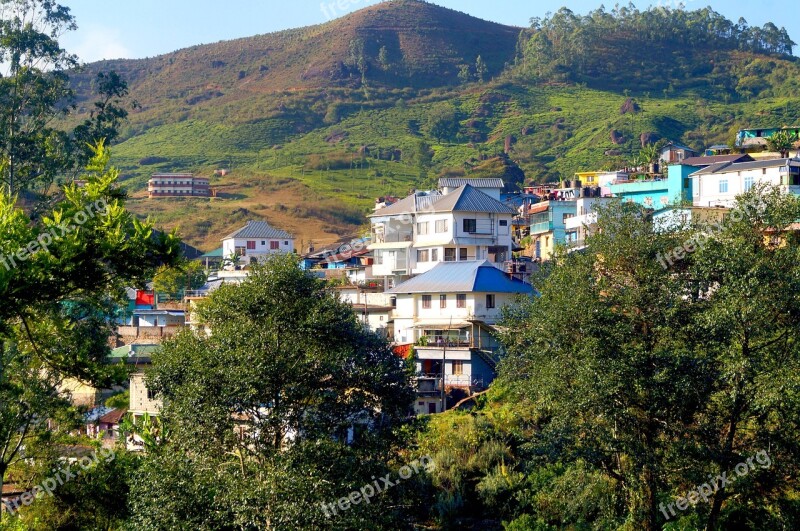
[67,0,800,251]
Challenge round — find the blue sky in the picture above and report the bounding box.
[60,0,798,63]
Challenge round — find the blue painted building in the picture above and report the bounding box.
[609,155,753,210]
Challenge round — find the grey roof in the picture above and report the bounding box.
[679,154,752,167]
[369,191,442,217]
[387,260,533,295]
[430,184,516,214]
[438,177,505,189]
[371,185,514,217]
[223,220,293,240]
[690,158,796,177]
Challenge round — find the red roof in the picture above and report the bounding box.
[392,344,414,359]
[98,408,128,425]
[528,202,550,215]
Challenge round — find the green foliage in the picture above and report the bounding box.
[516,5,797,98]
[15,447,140,530]
[105,389,129,409]
[131,254,415,528]
[0,144,180,511]
[766,129,798,156]
[151,259,207,297]
[497,189,800,529]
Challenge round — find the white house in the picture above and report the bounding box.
[222,220,294,267]
[690,157,800,207]
[438,177,504,200]
[387,260,533,414]
[369,184,516,285]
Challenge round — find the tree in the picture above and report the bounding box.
[72,71,137,167]
[0,1,135,195]
[131,255,414,528]
[0,144,180,520]
[457,63,471,84]
[152,259,207,298]
[766,129,798,158]
[0,0,78,193]
[377,45,390,71]
[498,189,800,530]
[425,102,459,143]
[475,55,488,83]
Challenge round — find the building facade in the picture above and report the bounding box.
[369,184,515,285]
[222,220,295,267]
[690,158,800,207]
[148,174,210,198]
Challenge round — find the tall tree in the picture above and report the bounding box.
[0,144,180,518]
[0,0,135,195]
[131,255,414,529]
[0,0,77,193]
[499,189,800,529]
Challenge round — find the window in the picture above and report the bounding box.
[499,220,508,227]
[435,219,448,233]
[261,241,266,245]
[246,241,256,250]
[459,248,468,261]
[374,251,384,265]
[417,222,429,235]
[284,241,289,245]
[444,248,456,262]
[762,168,767,175]
[440,295,447,309]
[563,213,575,223]
[431,249,439,262]
[270,241,280,250]
[417,250,429,262]
[744,176,754,191]
[456,294,466,308]
[463,219,477,233]
[452,361,464,376]
[422,295,432,309]
[147,388,157,401]
[719,179,729,193]
[486,294,496,309]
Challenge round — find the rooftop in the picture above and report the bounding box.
[690,157,800,176]
[387,260,534,295]
[432,184,516,214]
[223,220,293,241]
[679,154,753,166]
[371,184,515,217]
[438,177,504,189]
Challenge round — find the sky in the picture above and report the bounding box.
[60,0,799,63]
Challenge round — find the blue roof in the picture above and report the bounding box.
[387,260,533,294]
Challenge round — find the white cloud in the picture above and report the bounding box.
[68,26,132,63]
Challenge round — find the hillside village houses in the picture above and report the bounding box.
[368,178,516,287]
[222,220,295,268]
[61,130,800,447]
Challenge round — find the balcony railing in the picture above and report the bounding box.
[373,231,413,244]
[530,221,553,234]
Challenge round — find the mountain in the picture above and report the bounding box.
[65,1,800,251]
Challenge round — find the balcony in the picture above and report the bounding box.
[373,231,413,244]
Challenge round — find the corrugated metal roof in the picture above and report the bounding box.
[387,260,533,294]
[223,220,293,240]
[369,191,443,217]
[438,177,505,189]
[430,185,516,214]
[680,154,752,166]
[691,158,794,176]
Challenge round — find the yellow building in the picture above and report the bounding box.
[575,171,601,186]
